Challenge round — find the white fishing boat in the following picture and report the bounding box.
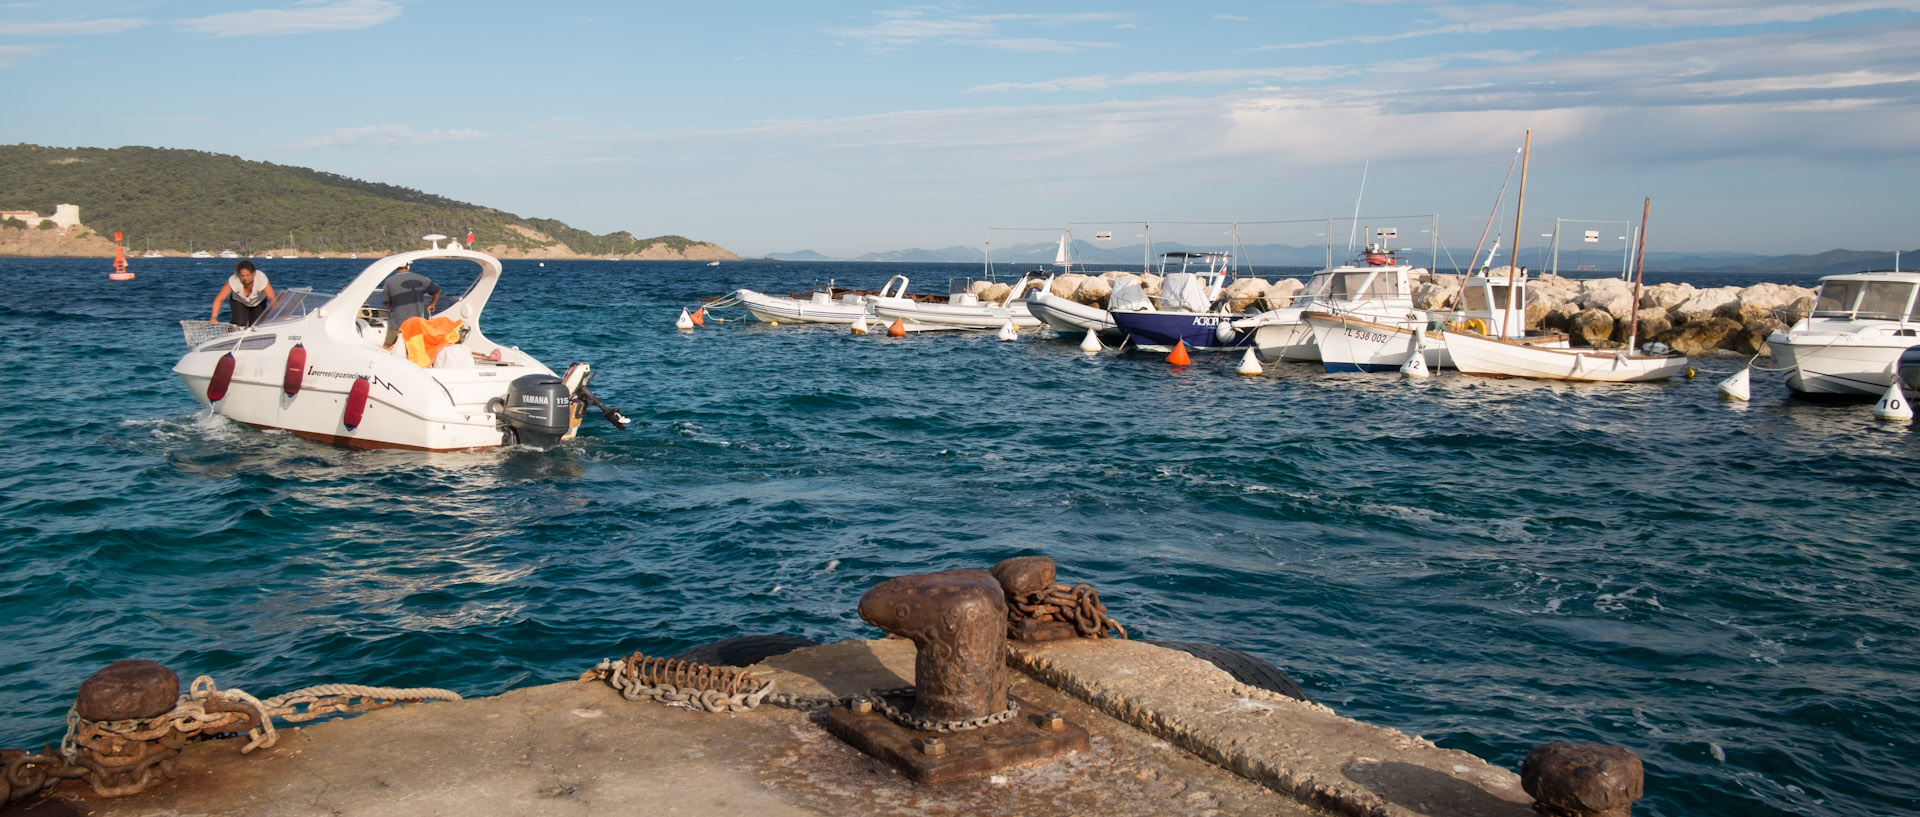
[732,283,873,325]
[215,250,237,259]
[1766,269,1920,395]
[173,236,627,451]
[1448,196,1687,382]
[1230,242,1426,363]
[868,274,1043,330]
[142,250,164,259]
[1304,266,1567,372]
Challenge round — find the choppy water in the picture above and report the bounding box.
[1,257,1915,816]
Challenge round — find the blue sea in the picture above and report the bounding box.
[1,257,1914,816]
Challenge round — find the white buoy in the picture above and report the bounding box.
[1080,329,1102,354]
[1717,367,1751,401]
[1401,352,1430,379]
[675,308,694,331]
[996,320,1017,341]
[1237,348,1263,376]
[851,315,869,334]
[1873,380,1913,422]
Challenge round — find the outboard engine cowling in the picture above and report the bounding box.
[499,374,573,448]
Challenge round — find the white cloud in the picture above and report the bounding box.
[831,8,1125,53]
[0,17,147,35]
[292,125,484,151]
[1256,1,1920,50]
[177,0,400,37]
[969,65,1353,93]
[0,44,45,68]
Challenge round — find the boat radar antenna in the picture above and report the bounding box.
[424,233,449,250]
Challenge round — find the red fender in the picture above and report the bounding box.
[282,344,307,396]
[207,353,236,402]
[343,377,371,430]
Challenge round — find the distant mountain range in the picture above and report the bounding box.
[767,242,1916,276]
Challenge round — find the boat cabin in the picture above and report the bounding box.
[1807,271,1920,324]
[1460,269,1532,339]
[1300,248,1419,307]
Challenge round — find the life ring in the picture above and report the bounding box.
[1462,317,1489,335]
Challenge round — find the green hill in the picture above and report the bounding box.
[0,144,725,257]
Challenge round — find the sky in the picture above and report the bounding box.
[3,1,1918,258]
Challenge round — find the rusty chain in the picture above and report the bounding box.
[4,675,459,806]
[1009,583,1128,639]
[580,653,1010,732]
[866,692,1019,733]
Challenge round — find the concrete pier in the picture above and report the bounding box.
[13,639,1541,817]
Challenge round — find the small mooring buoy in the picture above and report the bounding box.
[1237,348,1263,376]
[675,309,694,331]
[1717,367,1751,401]
[1167,341,1190,366]
[1401,352,1429,379]
[692,307,706,327]
[1874,380,1913,422]
[851,315,869,335]
[996,321,1017,341]
[1079,330,1101,354]
[887,317,906,338]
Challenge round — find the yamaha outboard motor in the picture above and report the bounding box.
[497,374,574,448]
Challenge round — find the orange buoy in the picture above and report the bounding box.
[887,317,906,337]
[692,307,706,326]
[1167,340,1191,366]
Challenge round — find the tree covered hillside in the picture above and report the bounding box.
[0,144,714,257]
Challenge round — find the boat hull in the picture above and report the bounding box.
[1305,313,1448,373]
[1026,291,1118,336]
[1445,331,1688,382]
[1110,311,1251,352]
[1245,315,1321,362]
[1767,331,1908,395]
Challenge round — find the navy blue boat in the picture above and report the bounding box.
[1110,251,1254,351]
[1111,310,1254,352]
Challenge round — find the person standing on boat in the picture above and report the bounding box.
[208,260,276,327]
[381,263,442,348]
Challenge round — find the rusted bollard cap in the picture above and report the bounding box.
[1520,742,1644,817]
[990,556,1056,597]
[75,660,180,722]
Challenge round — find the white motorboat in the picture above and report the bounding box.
[1109,251,1251,352]
[1304,267,1568,372]
[1027,288,1119,336]
[867,274,1043,330]
[1231,244,1427,363]
[1766,269,1920,395]
[173,237,627,451]
[217,250,239,259]
[733,283,873,325]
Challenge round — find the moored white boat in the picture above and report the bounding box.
[868,274,1042,330]
[1304,267,1568,372]
[1027,289,1119,336]
[1231,242,1426,363]
[173,237,626,451]
[733,284,873,325]
[1444,331,1689,381]
[1766,270,1920,396]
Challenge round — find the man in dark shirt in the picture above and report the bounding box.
[381,264,442,347]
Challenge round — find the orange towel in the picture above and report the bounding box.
[400,316,462,367]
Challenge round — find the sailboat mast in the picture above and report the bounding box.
[1626,197,1651,351]
[1469,145,1523,275]
[1502,130,1531,337]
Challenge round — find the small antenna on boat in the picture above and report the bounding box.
[1346,161,1370,254]
[423,233,448,250]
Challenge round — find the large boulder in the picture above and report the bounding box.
[1049,273,1088,300]
[969,280,995,297]
[1262,278,1305,310]
[979,282,1011,303]
[1529,273,1582,306]
[1222,277,1271,312]
[1140,273,1163,297]
[1673,287,1740,324]
[1640,282,1695,310]
[1577,278,1636,321]
[1721,283,1817,330]
[1569,308,1616,347]
[1414,274,1463,310]
[1629,307,1673,345]
[1073,276,1113,307]
[1667,317,1742,356]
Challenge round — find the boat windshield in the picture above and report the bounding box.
[1463,284,1517,312]
[949,278,972,295]
[1311,271,1391,299]
[258,287,332,325]
[1857,281,1915,321]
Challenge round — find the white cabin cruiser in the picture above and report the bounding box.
[1231,245,1425,363]
[867,274,1043,330]
[173,239,627,451]
[732,283,873,325]
[1766,270,1920,396]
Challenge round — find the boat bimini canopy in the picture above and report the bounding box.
[324,245,505,342]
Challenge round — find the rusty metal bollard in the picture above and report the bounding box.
[76,660,180,722]
[990,556,1055,597]
[857,569,1008,722]
[1520,742,1645,817]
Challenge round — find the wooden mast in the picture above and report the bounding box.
[1626,197,1651,351]
[1502,130,1531,338]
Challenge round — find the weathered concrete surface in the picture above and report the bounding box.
[1007,639,1533,817]
[19,639,1311,817]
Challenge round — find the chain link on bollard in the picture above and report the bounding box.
[1008,583,1128,639]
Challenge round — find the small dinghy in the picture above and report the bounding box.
[732,283,874,325]
[173,236,627,451]
[867,273,1043,330]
